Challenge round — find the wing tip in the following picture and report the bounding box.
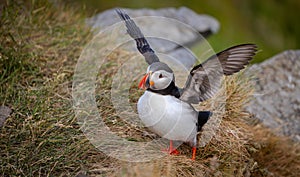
[115,8,130,21]
[229,43,258,52]
[114,8,160,65]
[223,44,258,75]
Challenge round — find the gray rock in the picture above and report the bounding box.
[86,7,219,69]
[246,50,300,141]
[87,6,219,39]
[0,106,12,128]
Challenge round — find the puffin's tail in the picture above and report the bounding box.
[197,111,212,131]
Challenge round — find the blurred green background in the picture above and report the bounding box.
[68,0,300,62]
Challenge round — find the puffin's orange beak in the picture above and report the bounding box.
[138,73,149,89]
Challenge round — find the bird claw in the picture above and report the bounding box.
[161,148,180,155]
[170,149,180,155]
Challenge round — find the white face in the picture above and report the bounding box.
[149,70,174,90]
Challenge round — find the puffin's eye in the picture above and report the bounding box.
[159,73,163,78]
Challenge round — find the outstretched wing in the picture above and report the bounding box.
[180,44,257,104]
[115,8,160,65]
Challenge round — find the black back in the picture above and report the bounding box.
[197,111,212,131]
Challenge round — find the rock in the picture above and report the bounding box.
[246,50,300,141]
[0,106,12,128]
[86,7,219,69]
[87,7,219,40]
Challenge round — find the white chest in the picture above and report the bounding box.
[137,91,198,142]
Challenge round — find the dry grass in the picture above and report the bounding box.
[0,1,299,176]
[248,125,300,176]
[0,0,101,176]
[92,49,300,177]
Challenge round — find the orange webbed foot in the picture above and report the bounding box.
[162,140,180,155]
[191,147,196,160]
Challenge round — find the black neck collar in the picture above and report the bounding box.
[147,81,181,98]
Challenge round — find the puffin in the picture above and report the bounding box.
[116,9,257,160]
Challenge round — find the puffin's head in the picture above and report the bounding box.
[138,62,174,90]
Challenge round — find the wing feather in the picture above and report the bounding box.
[180,44,257,104]
[115,8,160,65]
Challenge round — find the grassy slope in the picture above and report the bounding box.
[0,1,100,176]
[0,1,299,176]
